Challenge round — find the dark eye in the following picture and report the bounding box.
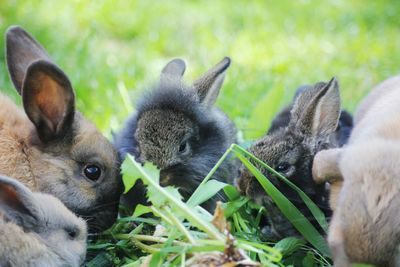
[65,227,79,240]
[276,162,290,173]
[178,141,188,154]
[84,164,102,181]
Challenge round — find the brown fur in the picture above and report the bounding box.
[313,75,400,266]
[1,26,122,232]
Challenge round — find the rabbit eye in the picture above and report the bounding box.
[178,141,189,154]
[276,162,290,173]
[84,164,102,181]
[65,227,79,240]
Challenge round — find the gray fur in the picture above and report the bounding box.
[0,175,87,267]
[237,78,353,239]
[114,57,237,212]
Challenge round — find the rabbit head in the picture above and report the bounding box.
[0,175,87,266]
[237,78,342,238]
[115,58,237,207]
[3,26,123,232]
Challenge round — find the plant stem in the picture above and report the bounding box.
[163,206,196,245]
[150,206,173,224]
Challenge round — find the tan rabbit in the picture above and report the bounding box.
[312,75,400,266]
[0,175,87,267]
[0,26,122,232]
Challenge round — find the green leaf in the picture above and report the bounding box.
[221,196,249,218]
[149,252,163,267]
[133,205,152,217]
[121,159,159,193]
[234,150,331,257]
[302,251,315,267]
[147,184,182,207]
[123,155,223,241]
[274,237,307,256]
[223,184,241,200]
[186,179,227,207]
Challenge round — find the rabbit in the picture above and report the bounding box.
[312,75,400,267]
[114,57,238,212]
[0,26,123,232]
[0,175,87,267]
[237,78,353,239]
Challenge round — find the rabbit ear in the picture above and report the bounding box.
[290,77,341,137]
[312,148,343,184]
[160,59,186,85]
[0,175,39,227]
[193,57,231,107]
[6,26,52,94]
[22,60,75,143]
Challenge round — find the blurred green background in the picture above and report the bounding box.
[1,0,399,140]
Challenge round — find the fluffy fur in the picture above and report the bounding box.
[237,78,353,239]
[313,75,400,266]
[0,175,87,267]
[1,26,122,232]
[115,58,238,212]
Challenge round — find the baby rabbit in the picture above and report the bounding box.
[237,78,353,238]
[0,175,87,267]
[115,57,237,211]
[1,26,122,232]
[313,75,400,267]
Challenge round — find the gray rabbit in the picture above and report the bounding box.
[0,175,87,267]
[237,78,353,239]
[114,58,238,212]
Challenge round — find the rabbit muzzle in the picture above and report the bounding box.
[78,202,119,233]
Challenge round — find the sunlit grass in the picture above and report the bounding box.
[1,0,399,137]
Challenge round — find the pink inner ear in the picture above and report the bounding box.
[0,184,23,212]
[35,74,67,131]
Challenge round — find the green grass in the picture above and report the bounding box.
[1,0,400,138]
[1,1,398,266]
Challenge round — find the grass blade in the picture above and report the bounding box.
[234,150,330,257]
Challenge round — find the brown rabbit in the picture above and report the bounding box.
[0,26,123,232]
[312,75,400,266]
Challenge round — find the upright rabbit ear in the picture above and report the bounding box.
[160,59,186,85]
[0,175,38,227]
[6,26,52,94]
[290,77,341,137]
[193,57,231,107]
[22,60,75,143]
